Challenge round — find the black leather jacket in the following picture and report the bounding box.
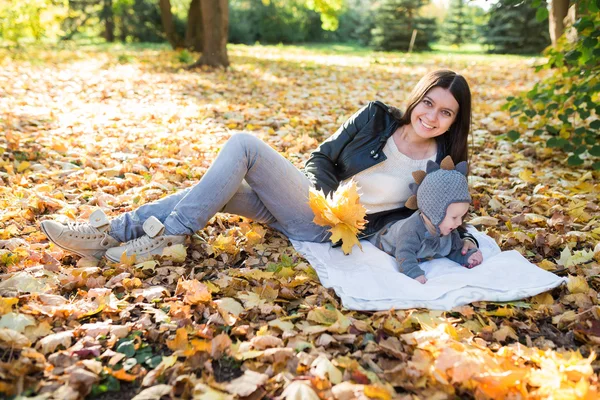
[304,101,476,244]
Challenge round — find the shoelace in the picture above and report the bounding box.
[66,222,103,235]
[126,235,156,252]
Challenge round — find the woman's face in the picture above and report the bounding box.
[410,87,459,140]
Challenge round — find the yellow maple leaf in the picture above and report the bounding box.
[474,368,529,399]
[308,180,366,254]
[237,292,266,309]
[518,169,537,183]
[209,234,238,256]
[161,244,187,262]
[567,200,591,222]
[567,275,590,294]
[51,139,68,153]
[0,298,18,315]
[537,259,556,271]
[166,327,188,351]
[122,277,142,290]
[363,385,392,400]
[307,306,351,334]
[175,278,212,304]
[119,251,137,266]
[485,306,515,317]
[557,246,595,268]
[16,161,31,173]
[185,338,211,357]
[245,226,266,246]
[531,292,554,305]
[330,224,362,255]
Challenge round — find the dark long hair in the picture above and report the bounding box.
[398,70,472,163]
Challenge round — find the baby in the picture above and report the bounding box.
[385,156,483,284]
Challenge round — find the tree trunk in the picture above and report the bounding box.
[549,0,570,46]
[185,0,204,51]
[194,0,229,68]
[102,0,115,42]
[159,0,182,48]
[564,4,578,44]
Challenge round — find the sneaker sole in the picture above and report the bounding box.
[104,251,147,264]
[40,223,104,260]
[104,242,185,264]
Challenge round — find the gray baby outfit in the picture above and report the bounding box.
[371,158,476,279]
[373,211,477,278]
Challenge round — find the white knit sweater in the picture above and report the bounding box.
[341,137,435,214]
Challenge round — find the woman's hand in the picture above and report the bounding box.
[461,238,478,256]
[415,275,427,284]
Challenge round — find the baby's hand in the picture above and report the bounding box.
[415,275,427,284]
[467,250,483,269]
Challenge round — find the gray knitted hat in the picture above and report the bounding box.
[406,156,471,227]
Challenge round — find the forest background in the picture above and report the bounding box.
[0,0,556,54]
[0,0,599,399]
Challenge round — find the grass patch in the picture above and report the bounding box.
[0,40,543,69]
[230,41,541,64]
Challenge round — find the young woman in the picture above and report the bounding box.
[41,69,478,263]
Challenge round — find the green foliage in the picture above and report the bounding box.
[60,0,102,41]
[482,0,550,54]
[305,0,344,30]
[370,0,438,51]
[60,0,169,43]
[504,0,600,169]
[0,250,20,267]
[333,0,374,45]
[115,331,161,369]
[229,0,359,45]
[0,0,385,49]
[91,375,120,396]
[115,0,165,43]
[0,0,68,44]
[178,49,194,63]
[117,53,134,63]
[229,0,327,44]
[440,0,486,45]
[266,254,296,272]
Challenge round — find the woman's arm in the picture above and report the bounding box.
[457,225,479,251]
[304,103,374,196]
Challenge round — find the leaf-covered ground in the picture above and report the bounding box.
[0,44,598,400]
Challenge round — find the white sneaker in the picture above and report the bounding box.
[104,216,186,263]
[40,209,120,259]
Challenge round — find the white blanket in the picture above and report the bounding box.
[291,229,566,311]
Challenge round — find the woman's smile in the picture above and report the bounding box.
[419,118,436,130]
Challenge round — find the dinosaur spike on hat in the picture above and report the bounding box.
[455,161,469,176]
[405,195,418,210]
[408,182,419,194]
[412,170,427,185]
[409,157,471,228]
[440,155,455,170]
[425,160,440,174]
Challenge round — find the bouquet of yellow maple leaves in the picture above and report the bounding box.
[308,180,367,255]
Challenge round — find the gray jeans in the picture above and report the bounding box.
[109,133,330,243]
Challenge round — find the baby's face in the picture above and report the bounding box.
[439,202,469,236]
